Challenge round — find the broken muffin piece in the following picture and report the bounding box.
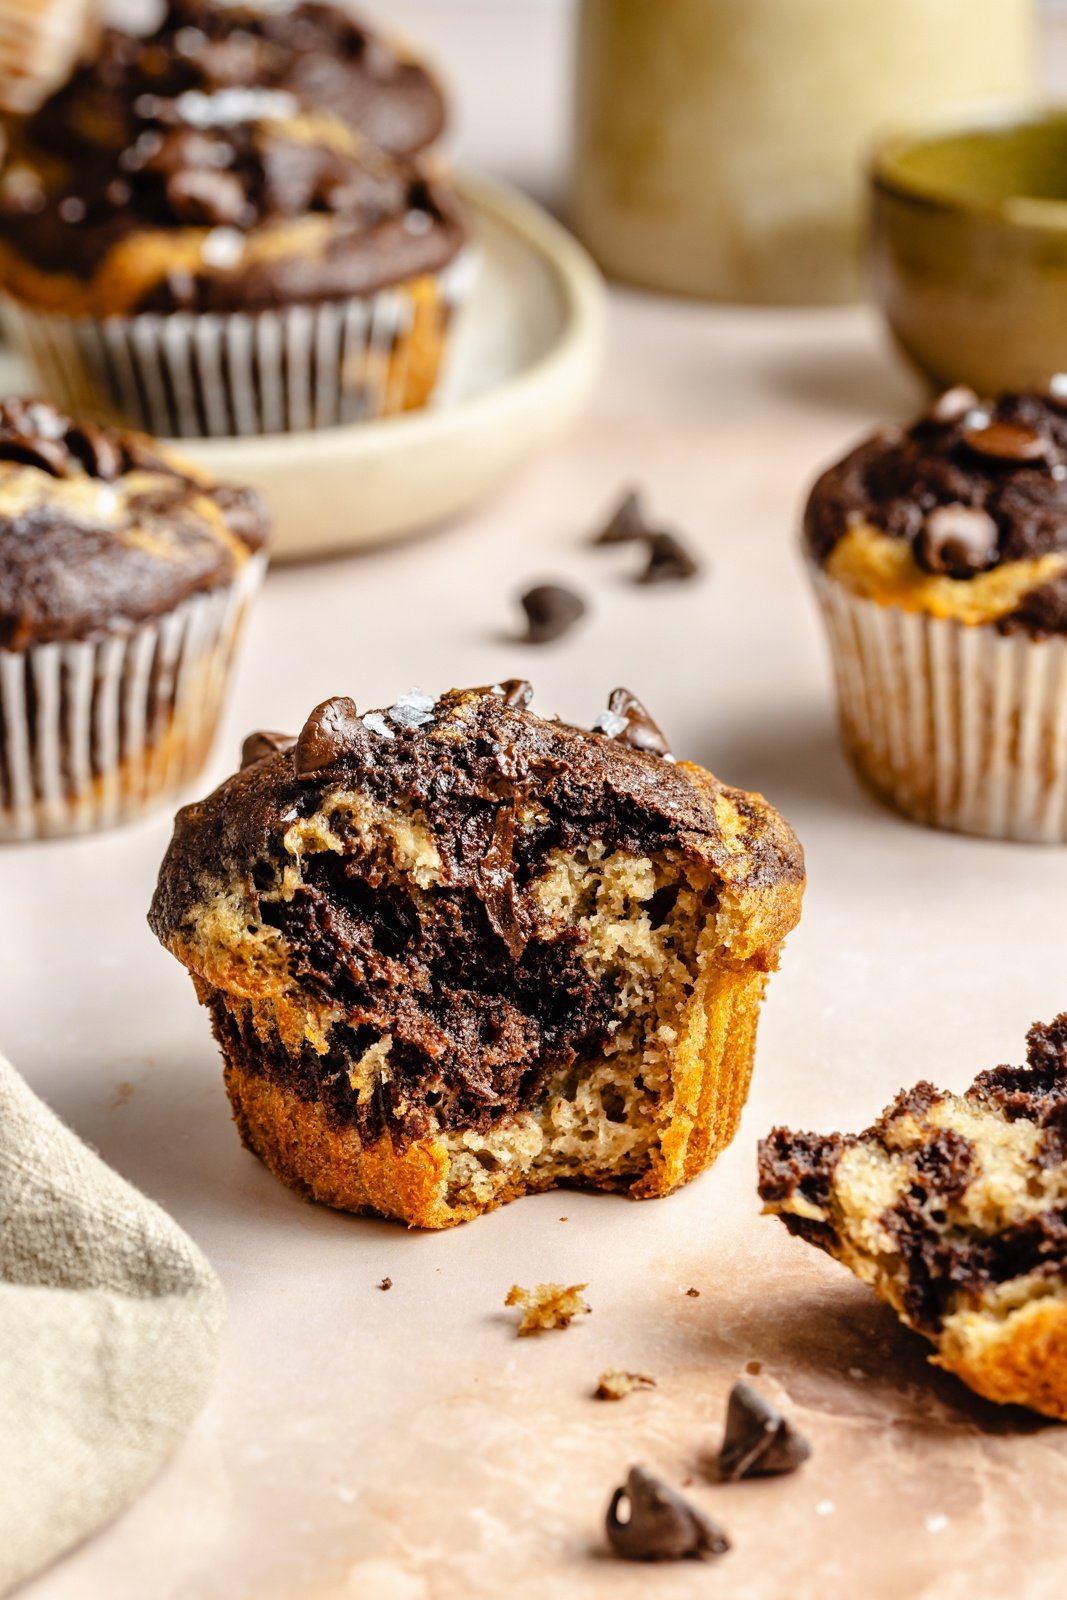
[149,682,804,1228]
[758,1016,1067,1419]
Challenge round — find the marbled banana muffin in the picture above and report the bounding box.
[805,387,1067,841]
[149,683,805,1228]
[759,1015,1067,1420]
[0,9,468,435]
[0,397,267,839]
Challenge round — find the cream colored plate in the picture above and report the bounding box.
[189,173,604,559]
[0,172,605,561]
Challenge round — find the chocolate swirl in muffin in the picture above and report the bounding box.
[804,389,1067,633]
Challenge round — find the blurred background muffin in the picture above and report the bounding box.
[804,385,1067,843]
[0,396,268,839]
[0,1,471,436]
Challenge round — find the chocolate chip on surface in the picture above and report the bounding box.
[594,688,672,758]
[378,1277,392,1291]
[293,696,363,781]
[915,503,999,577]
[963,421,1048,465]
[637,531,700,584]
[592,488,647,545]
[606,1466,730,1562]
[718,1381,811,1481]
[240,730,296,768]
[518,583,586,644]
[497,678,533,708]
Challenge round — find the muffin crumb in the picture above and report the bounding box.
[594,1368,656,1400]
[506,1282,590,1335]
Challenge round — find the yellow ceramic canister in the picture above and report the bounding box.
[570,0,1036,304]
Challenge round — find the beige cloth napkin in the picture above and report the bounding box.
[0,1054,223,1595]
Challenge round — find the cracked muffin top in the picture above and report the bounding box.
[0,398,268,648]
[804,387,1067,634]
[0,5,464,316]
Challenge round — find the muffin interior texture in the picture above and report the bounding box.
[150,684,804,1224]
[759,1016,1067,1415]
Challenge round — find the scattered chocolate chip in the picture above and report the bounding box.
[294,696,363,781]
[718,1382,811,1481]
[606,1467,729,1562]
[915,503,999,577]
[518,583,586,644]
[602,687,673,758]
[241,730,296,768]
[963,421,1048,465]
[595,1369,657,1401]
[592,488,647,545]
[498,678,533,708]
[924,385,980,426]
[637,531,700,584]
[378,1277,392,1291]
[685,1287,700,1298]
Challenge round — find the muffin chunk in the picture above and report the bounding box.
[150,684,804,1228]
[759,1016,1067,1419]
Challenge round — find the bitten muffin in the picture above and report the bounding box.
[0,10,469,435]
[805,386,1067,842]
[0,397,267,840]
[149,683,805,1228]
[758,1015,1067,1420]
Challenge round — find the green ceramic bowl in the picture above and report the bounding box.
[870,110,1067,393]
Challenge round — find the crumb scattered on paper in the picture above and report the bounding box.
[378,1277,392,1292]
[505,1282,590,1335]
[595,1368,656,1400]
[686,1287,700,1298]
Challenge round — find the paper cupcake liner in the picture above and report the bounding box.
[0,551,265,842]
[0,250,477,439]
[812,568,1067,843]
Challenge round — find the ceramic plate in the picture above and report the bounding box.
[0,171,604,562]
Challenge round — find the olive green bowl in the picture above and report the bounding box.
[870,110,1067,393]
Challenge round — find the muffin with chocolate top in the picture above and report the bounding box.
[149,682,804,1228]
[805,387,1067,841]
[0,8,469,436]
[759,1014,1067,1421]
[0,397,268,839]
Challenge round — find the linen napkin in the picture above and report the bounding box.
[0,1053,223,1594]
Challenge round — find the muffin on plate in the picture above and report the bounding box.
[0,17,470,436]
[805,387,1067,841]
[0,397,267,841]
[149,683,805,1228]
[759,1014,1067,1420]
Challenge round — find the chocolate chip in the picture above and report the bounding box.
[166,167,248,227]
[637,531,700,584]
[498,679,533,708]
[241,730,296,769]
[915,503,999,577]
[592,489,647,545]
[606,1467,729,1562]
[603,688,672,759]
[294,696,363,781]
[718,1382,811,1481]
[378,1277,392,1291]
[66,424,124,482]
[963,421,1048,465]
[519,583,586,644]
[924,385,980,426]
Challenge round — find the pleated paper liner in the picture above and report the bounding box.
[811,567,1067,843]
[0,251,477,440]
[0,551,266,841]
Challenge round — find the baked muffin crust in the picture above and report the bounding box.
[804,389,1067,634]
[0,398,267,648]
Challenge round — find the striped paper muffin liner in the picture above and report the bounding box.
[0,551,266,842]
[811,567,1067,844]
[0,249,477,440]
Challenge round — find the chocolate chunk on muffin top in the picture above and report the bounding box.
[803,388,1067,633]
[0,398,268,649]
[0,9,464,316]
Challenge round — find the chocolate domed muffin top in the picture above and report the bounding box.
[0,398,268,649]
[804,387,1067,634]
[0,7,464,316]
